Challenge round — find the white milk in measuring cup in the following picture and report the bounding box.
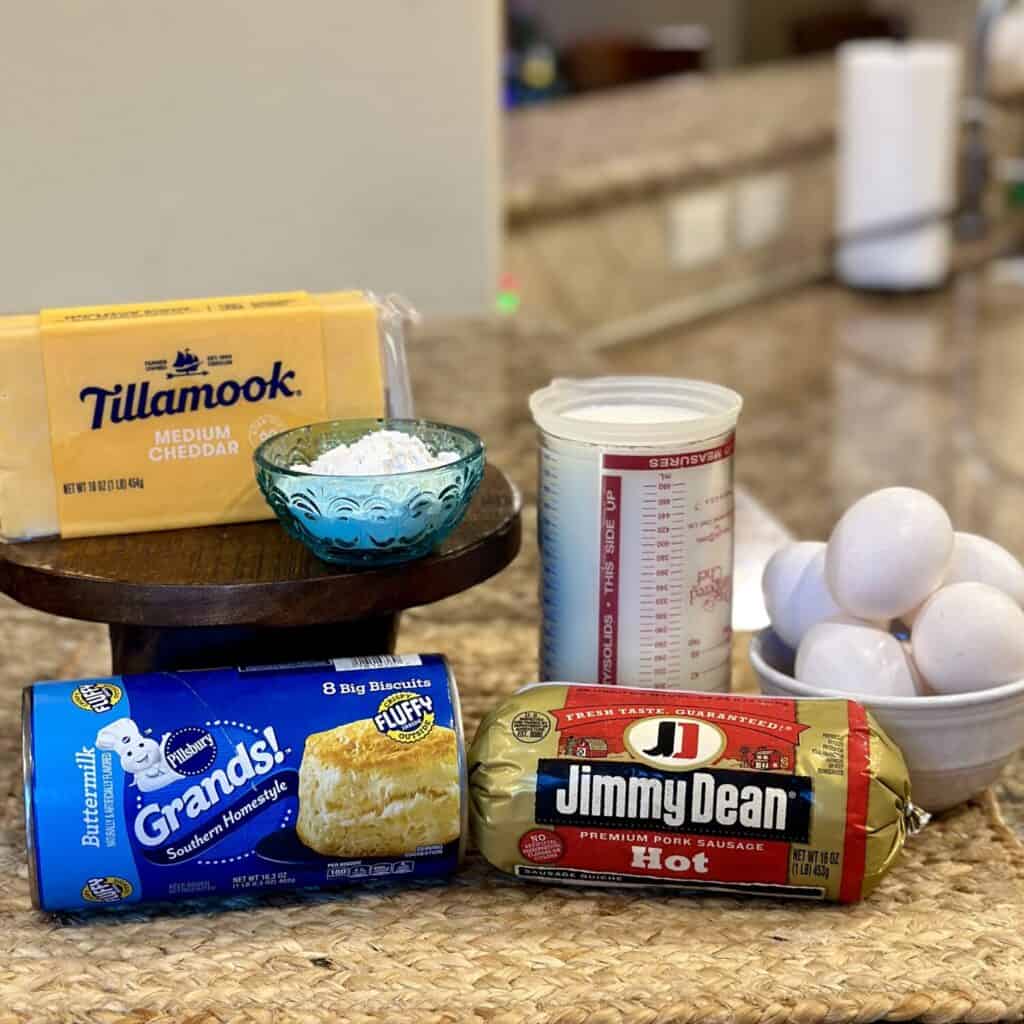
[530,377,743,691]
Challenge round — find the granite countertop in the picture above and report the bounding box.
[504,53,1024,228]
[411,263,1024,555]
[505,58,835,222]
[4,266,1024,829]
[405,267,1024,830]
[2,271,1022,1024]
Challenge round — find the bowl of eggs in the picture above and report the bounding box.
[749,486,1024,812]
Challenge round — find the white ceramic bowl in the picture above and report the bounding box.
[749,627,1024,811]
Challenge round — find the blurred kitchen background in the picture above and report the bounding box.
[500,0,1024,343]
[3,0,1022,327]
[6,0,1024,819]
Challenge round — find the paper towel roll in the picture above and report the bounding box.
[836,41,961,291]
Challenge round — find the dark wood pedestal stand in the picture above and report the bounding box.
[0,465,521,674]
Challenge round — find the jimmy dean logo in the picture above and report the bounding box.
[78,361,297,430]
[536,760,812,843]
[624,716,726,771]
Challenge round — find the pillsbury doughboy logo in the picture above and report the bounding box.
[374,692,436,744]
[78,360,299,431]
[95,717,185,792]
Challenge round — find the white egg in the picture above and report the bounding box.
[901,640,932,695]
[787,551,848,647]
[762,542,823,644]
[796,619,920,698]
[826,487,953,620]
[912,582,1024,694]
[944,532,1024,606]
[902,531,1024,626]
[898,601,926,628]
[766,548,845,650]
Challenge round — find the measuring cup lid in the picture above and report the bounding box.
[529,376,742,446]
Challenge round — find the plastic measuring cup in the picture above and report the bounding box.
[529,376,743,691]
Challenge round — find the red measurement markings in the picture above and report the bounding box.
[602,435,734,472]
[634,473,688,687]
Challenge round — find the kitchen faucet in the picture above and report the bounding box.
[960,0,1020,239]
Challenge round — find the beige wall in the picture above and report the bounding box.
[0,1,501,315]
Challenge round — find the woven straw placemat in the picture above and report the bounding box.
[2,594,1024,1023]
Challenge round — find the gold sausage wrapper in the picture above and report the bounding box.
[469,685,927,902]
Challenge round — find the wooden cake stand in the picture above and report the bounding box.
[0,464,521,674]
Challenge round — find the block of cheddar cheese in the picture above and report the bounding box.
[0,290,400,540]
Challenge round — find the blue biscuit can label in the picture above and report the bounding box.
[23,654,465,911]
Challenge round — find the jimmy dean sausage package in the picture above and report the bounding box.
[469,684,924,902]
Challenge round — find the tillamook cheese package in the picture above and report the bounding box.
[0,290,412,540]
[23,654,464,911]
[470,684,924,902]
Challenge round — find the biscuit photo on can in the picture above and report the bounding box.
[296,717,461,858]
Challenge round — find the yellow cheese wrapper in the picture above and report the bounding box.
[0,290,387,539]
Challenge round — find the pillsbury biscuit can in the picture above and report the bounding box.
[23,654,465,911]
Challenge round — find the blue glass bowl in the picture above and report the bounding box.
[254,418,485,567]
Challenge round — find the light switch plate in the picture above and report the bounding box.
[736,172,789,250]
[667,188,730,269]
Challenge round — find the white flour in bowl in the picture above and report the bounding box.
[292,429,459,476]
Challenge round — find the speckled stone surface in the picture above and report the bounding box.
[504,55,1024,227]
[411,274,1024,831]
[505,59,835,223]
[8,275,1024,826]
[6,275,1024,816]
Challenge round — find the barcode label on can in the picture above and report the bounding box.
[332,655,423,670]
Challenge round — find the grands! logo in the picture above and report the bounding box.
[77,354,300,430]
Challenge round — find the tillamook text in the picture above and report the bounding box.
[79,361,297,430]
